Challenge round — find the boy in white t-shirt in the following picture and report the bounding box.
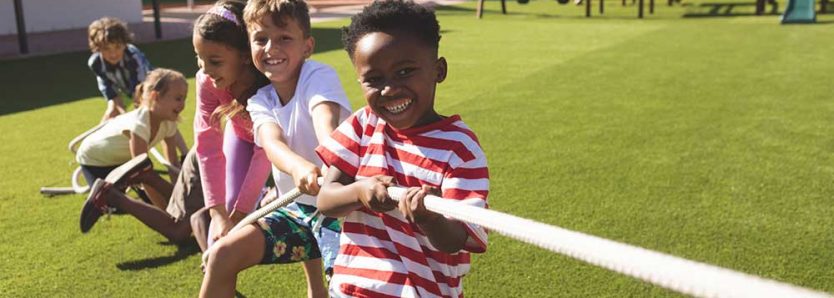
[198,1,351,297]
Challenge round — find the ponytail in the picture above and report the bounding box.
[133,68,187,108]
[133,82,145,108]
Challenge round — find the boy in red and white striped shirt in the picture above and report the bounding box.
[316,1,489,297]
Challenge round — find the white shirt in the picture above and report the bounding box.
[76,106,179,166]
[247,60,352,205]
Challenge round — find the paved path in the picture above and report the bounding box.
[0,0,464,60]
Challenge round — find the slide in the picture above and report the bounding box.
[781,0,815,23]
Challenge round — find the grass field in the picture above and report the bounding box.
[2,0,833,296]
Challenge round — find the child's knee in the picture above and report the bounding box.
[190,208,210,229]
[168,222,193,243]
[205,241,240,274]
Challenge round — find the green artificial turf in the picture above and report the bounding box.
[2,0,833,296]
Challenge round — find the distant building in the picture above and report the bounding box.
[0,0,142,35]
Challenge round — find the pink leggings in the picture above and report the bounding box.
[208,125,271,247]
[223,125,262,212]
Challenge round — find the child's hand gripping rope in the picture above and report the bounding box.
[200,176,325,269]
[354,175,442,224]
[199,176,829,298]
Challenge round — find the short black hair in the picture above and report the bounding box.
[342,0,440,59]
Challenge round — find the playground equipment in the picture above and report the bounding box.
[476,0,676,19]
[781,0,816,22]
[39,120,180,196]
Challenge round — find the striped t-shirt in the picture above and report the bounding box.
[316,107,489,298]
[87,44,152,101]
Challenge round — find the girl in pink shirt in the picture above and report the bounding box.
[191,0,271,250]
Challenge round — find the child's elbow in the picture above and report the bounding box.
[316,193,349,218]
[317,197,338,217]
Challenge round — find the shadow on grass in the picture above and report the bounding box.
[434,1,530,17]
[435,3,478,13]
[116,240,200,271]
[437,1,664,20]
[682,1,778,17]
[0,27,344,117]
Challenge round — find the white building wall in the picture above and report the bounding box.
[0,0,142,35]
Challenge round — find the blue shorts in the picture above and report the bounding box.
[79,164,118,187]
[257,202,341,271]
[80,164,151,204]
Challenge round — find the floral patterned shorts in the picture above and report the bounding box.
[257,202,340,265]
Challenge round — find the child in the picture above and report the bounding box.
[191,0,273,251]
[78,68,189,231]
[315,1,490,297]
[87,17,153,122]
[199,0,351,297]
[79,149,214,254]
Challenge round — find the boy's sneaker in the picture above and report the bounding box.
[104,153,152,188]
[80,179,113,233]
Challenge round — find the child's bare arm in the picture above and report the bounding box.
[258,123,320,195]
[400,186,468,253]
[319,166,399,218]
[207,206,234,241]
[102,96,127,122]
[128,133,171,208]
[128,132,150,156]
[173,130,189,156]
[163,135,182,177]
[311,102,342,144]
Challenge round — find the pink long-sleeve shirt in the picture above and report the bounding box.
[194,70,270,213]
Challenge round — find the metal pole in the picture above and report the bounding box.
[13,0,28,54]
[586,0,592,17]
[638,0,644,18]
[152,0,162,39]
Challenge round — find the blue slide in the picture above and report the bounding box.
[781,0,816,23]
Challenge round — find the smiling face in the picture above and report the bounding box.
[248,15,313,90]
[352,31,446,130]
[99,42,126,65]
[148,80,188,121]
[193,34,250,90]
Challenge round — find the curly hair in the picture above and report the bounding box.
[88,17,133,52]
[341,0,440,59]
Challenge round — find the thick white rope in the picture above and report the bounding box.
[71,166,89,193]
[229,185,306,234]
[149,147,180,172]
[203,184,310,265]
[39,167,90,195]
[387,187,830,298]
[40,121,106,196]
[45,121,175,197]
[228,180,830,298]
